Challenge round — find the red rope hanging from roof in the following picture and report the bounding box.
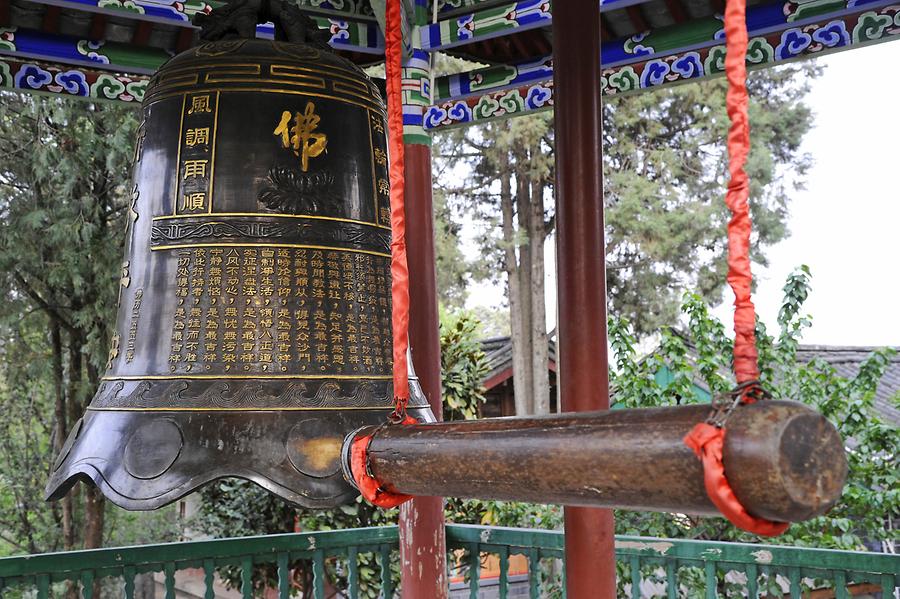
[722,0,759,385]
[348,0,414,510]
[682,0,788,537]
[384,0,411,416]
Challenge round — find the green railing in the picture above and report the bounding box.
[0,524,896,598]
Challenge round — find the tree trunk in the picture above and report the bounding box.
[528,173,550,415]
[514,149,535,414]
[50,321,76,552]
[501,166,531,417]
[82,348,106,558]
[83,485,105,548]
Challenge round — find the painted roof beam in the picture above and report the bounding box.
[0,55,147,102]
[0,25,169,74]
[431,0,897,103]
[423,3,900,129]
[420,0,656,51]
[21,0,377,27]
[0,16,383,77]
[434,0,654,19]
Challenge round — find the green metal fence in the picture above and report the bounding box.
[0,524,896,598]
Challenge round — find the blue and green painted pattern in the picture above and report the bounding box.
[436,0,492,16]
[601,5,900,93]
[431,0,894,105]
[425,80,552,129]
[604,0,894,65]
[312,18,384,53]
[25,0,376,25]
[424,4,900,129]
[402,48,432,145]
[0,57,147,102]
[421,0,551,51]
[0,26,170,74]
[0,18,383,78]
[434,55,552,101]
[25,0,214,24]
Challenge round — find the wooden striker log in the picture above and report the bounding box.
[343,400,847,522]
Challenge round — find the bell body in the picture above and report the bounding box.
[45,38,433,510]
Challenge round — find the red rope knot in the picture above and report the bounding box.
[684,419,789,537]
[348,419,416,509]
[685,381,787,536]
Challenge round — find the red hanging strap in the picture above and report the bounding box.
[350,0,414,509]
[723,0,759,384]
[682,0,788,537]
[385,0,411,421]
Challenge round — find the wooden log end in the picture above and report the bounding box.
[725,401,848,523]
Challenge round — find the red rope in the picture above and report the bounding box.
[350,0,414,509]
[723,0,759,385]
[384,0,410,416]
[684,423,789,537]
[683,0,788,537]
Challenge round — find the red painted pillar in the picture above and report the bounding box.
[553,1,616,598]
[399,143,448,598]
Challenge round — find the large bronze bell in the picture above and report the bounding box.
[45,7,433,510]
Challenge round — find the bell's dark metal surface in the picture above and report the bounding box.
[45,4,433,510]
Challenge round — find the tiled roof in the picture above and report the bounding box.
[794,345,900,426]
[478,335,900,425]
[479,335,557,387]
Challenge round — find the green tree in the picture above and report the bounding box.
[439,307,489,420]
[434,63,820,419]
[437,112,555,415]
[0,93,185,557]
[608,267,898,553]
[603,66,818,334]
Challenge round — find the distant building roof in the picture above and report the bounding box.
[479,335,899,425]
[794,345,900,426]
[479,336,557,390]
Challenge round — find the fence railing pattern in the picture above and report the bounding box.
[0,524,896,598]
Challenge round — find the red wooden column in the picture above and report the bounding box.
[553,1,617,597]
[400,144,448,597]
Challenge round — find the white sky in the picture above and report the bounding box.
[465,41,900,348]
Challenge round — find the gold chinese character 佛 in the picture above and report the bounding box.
[188,95,211,114]
[181,192,206,211]
[273,102,327,172]
[185,127,210,147]
[183,159,208,179]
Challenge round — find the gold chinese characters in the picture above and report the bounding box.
[273,101,328,172]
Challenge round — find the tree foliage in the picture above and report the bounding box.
[435,63,820,336]
[0,94,183,558]
[436,112,555,415]
[439,307,489,420]
[609,267,898,552]
[603,65,819,333]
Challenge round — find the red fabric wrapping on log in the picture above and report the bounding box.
[350,417,417,508]
[684,423,790,536]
